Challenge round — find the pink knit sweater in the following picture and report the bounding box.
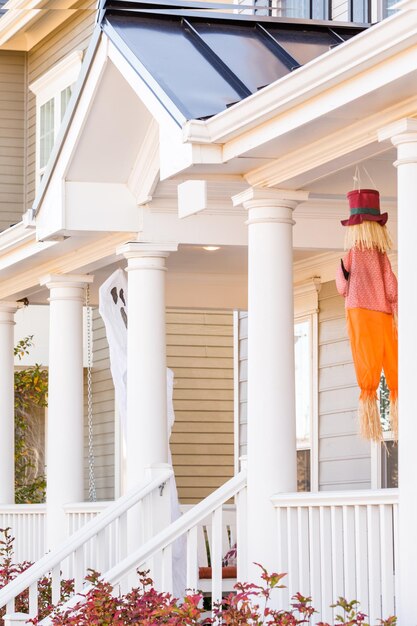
[336,248,397,316]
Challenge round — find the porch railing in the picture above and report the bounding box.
[271,489,398,624]
[39,470,248,625]
[0,466,173,620]
[0,505,46,564]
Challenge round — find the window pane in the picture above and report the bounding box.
[40,98,55,169]
[295,320,311,445]
[379,373,391,432]
[277,0,310,18]
[351,0,368,22]
[60,86,72,122]
[381,440,398,488]
[297,449,311,491]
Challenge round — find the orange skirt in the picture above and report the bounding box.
[346,308,398,440]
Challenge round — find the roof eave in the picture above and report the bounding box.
[182,0,417,146]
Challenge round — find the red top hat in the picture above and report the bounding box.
[341,189,388,227]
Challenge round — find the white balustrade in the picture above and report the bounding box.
[271,489,398,624]
[0,505,46,563]
[38,471,247,625]
[0,466,173,621]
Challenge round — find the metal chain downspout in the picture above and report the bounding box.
[86,284,97,502]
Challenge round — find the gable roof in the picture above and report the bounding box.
[101,0,366,123]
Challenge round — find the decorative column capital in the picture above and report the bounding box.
[232,187,309,226]
[232,187,309,210]
[40,274,94,304]
[117,241,178,271]
[40,274,94,290]
[118,241,178,258]
[379,118,417,146]
[0,302,20,324]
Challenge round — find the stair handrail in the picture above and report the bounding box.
[0,466,173,610]
[39,469,247,624]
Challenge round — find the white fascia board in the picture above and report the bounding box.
[0,0,42,48]
[35,34,109,240]
[33,27,106,216]
[226,41,417,164]
[64,182,143,233]
[247,95,417,188]
[0,222,57,273]
[0,232,133,300]
[0,0,82,50]
[183,8,417,152]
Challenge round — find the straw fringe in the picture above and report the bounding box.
[345,222,393,253]
[390,397,398,441]
[359,395,383,442]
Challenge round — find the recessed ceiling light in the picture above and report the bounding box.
[203,246,220,251]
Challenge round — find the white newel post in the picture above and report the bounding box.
[0,303,18,504]
[233,188,309,580]
[379,118,417,625]
[118,242,177,490]
[41,274,94,550]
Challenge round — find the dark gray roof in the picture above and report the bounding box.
[101,0,366,123]
[0,0,7,17]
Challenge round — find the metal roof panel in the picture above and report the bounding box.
[102,1,367,122]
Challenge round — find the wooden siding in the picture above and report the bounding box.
[237,311,248,459]
[0,51,25,230]
[167,309,235,504]
[318,280,371,490]
[26,5,95,209]
[84,308,115,501]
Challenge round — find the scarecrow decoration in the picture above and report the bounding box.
[336,188,398,442]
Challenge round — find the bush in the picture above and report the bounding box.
[14,337,48,504]
[0,528,73,626]
[0,529,396,626]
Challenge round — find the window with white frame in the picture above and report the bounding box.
[29,51,83,185]
[379,374,398,488]
[295,318,312,491]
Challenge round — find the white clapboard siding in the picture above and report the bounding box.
[318,281,372,490]
[0,51,25,230]
[332,0,349,21]
[26,3,96,208]
[84,308,115,501]
[167,309,235,504]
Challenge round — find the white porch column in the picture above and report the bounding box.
[379,118,417,625]
[0,303,18,504]
[118,242,178,490]
[233,188,309,579]
[40,274,93,549]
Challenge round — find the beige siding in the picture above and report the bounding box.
[167,309,235,504]
[26,6,95,208]
[84,308,115,501]
[237,311,247,458]
[318,281,371,490]
[0,51,25,230]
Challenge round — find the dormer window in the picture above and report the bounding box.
[30,51,83,186]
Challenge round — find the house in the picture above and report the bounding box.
[0,0,415,621]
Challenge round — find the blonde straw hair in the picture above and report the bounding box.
[344,221,393,253]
